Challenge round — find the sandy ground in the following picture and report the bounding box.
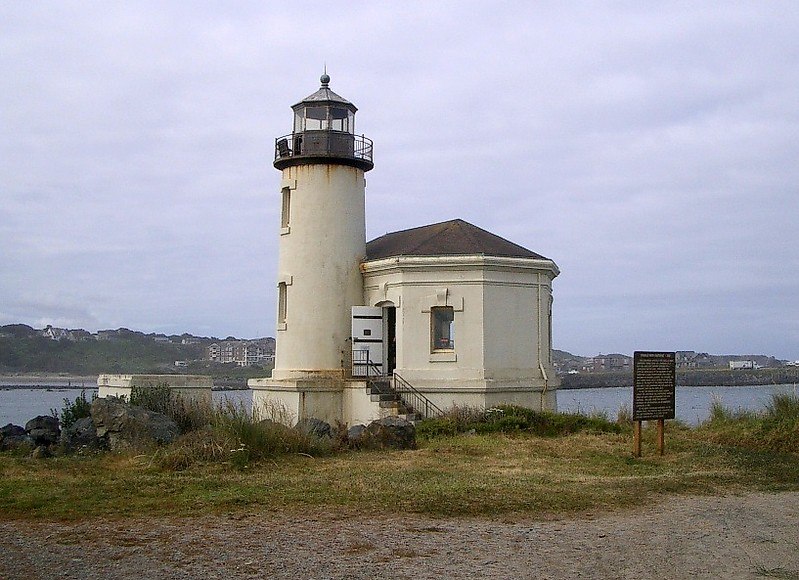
[1,491,798,579]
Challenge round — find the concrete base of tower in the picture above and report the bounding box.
[403,382,558,415]
[248,377,396,427]
[248,376,557,426]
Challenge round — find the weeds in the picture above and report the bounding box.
[130,384,214,433]
[416,405,625,439]
[699,393,799,454]
[153,399,332,471]
[52,390,95,428]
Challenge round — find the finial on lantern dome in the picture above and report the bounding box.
[320,65,330,87]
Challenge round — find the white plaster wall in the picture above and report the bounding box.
[250,388,301,424]
[362,255,560,410]
[97,386,132,399]
[250,378,345,426]
[273,164,366,378]
[482,279,536,376]
[96,374,213,404]
[342,381,383,426]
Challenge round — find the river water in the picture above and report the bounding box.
[1,383,797,427]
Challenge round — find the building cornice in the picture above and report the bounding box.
[361,254,560,277]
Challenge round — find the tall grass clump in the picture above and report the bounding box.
[155,400,333,471]
[416,405,624,439]
[130,384,214,433]
[700,393,799,453]
[759,393,799,453]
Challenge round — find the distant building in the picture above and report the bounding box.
[589,354,631,372]
[40,326,93,342]
[206,340,275,367]
[676,351,716,369]
[729,360,758,370]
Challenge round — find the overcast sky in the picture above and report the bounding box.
[1,2,797,359]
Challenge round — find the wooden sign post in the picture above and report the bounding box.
[632,351,676,457]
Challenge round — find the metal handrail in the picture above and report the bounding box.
[353,352,444,420]
[274,131,373,164]
[352,349,382,377]
[393,372,445,420]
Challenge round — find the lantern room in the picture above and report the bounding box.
[274,73,373,171]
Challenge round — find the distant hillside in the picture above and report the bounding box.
[0,324,272,378]
[559,367,799,388]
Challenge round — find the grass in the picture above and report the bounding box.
[1,397,797,521]
[698,393,799,454]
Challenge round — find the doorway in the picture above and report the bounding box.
[384,305,396,375]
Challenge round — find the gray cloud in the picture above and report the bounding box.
[1,2,797,357]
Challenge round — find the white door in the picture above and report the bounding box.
[352,306,384,377]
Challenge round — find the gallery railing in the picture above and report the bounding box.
[274,132,373,166]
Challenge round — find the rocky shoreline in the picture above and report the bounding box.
[0,375,249,390]
[0,375,98,388]
[560,367,799,389]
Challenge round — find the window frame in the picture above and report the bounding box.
[430,306,455,352]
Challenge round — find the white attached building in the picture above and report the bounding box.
[250,75,559,426]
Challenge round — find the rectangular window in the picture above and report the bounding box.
[278,282,287,325]
[304,106,326,130]
[280,187,291,229]
[431,306,455,351]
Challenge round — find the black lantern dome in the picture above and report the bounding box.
[274,74,373,172]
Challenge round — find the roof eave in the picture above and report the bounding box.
[361,254,560,277]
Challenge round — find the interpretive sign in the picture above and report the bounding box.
[633,351,676,421]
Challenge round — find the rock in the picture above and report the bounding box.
[60,416,102,452]
[347,423,367,443]
[364,416,417,450]
[294,417,332,439]
[90,396,180,451]
[0,423,32,450]
[25,415,61,446]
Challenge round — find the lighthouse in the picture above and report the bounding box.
[251,74,560,426]
[271,73,373,379]
[250,74,374,420]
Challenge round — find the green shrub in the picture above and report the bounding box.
[417,405,624,439]
[54,390,95,428]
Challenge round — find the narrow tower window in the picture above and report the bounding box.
[280,187,291,229]
[431,306,455,351]
[278,282,288,325]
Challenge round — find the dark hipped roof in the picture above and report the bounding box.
[365,219,548,261]
[292,74,356,111]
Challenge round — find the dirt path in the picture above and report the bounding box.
[2,491,798,579]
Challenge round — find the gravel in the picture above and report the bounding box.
[1,491,797,579]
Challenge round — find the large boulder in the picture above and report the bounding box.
[347,423,367,443]
[294,417,332,439]
[0,423,32,451]
[25,415,61,447]
[91,396,180,451]
[364,416,417,450]
[60,416,102,452]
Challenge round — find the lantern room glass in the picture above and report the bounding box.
[293,106,354,133]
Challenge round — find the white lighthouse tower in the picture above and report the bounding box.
[250,74,374,421]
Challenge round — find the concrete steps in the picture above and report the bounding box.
[366,379,422,423]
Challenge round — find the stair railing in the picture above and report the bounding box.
[353,351,445,420]
[352,349,382,377]
[392,372,445,420]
